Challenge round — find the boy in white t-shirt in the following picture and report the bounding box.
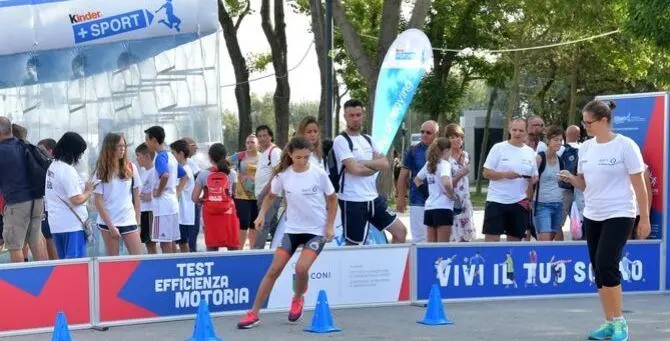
[135,143,158,254]
[170,139,197,253]
[144,126,186,254]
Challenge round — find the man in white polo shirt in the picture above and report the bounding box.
[482,119,538,241]
[252,125,282,249]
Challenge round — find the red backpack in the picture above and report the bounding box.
[202,167,239,249]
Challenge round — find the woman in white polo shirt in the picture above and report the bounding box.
[560,100,649,341]
[482,119,538,241]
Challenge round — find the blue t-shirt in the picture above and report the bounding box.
[154,150,186,178]
[402,143,428,206]
[0,137,33,205]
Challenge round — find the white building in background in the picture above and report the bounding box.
[460,109,505,182]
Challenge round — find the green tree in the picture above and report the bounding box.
[627,0,670,49]
[222,109,240,151]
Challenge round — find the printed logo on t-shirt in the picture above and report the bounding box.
[301,185,319,196]
[598,158,617,166]
[427,176,436,184]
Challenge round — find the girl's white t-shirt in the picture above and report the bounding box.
[178,164,196,225]
[93,163,141,227]
[578,134,645,221]
[44,160,87,233]
[270,165,335,235]
[416,159,454,210]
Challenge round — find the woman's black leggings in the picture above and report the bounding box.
[584,217,635,289]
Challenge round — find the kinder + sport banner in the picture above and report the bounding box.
[415,243,661,301]
[599,93,667,240]
[0,0,218,88]
[372,28,433,155]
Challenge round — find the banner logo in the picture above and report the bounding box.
[154,262,250,309]
[71,1,182,44]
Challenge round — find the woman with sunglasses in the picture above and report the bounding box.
[559,99,649,341]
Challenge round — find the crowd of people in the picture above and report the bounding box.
[0,98,654,338]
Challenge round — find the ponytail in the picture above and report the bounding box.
[208,143,230,175]
[272,136,312,176]
[426,138,451,174]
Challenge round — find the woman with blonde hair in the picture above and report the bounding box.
[296,116,324,168]
[414,138,456,243]
[93,133,143,256]
[445,123,475,242]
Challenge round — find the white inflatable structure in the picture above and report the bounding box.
[0,0,222,175]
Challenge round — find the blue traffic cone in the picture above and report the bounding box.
[51,311,72,341]
[186,300,222,341]
[417,284,453,325]
[304,290,341,333]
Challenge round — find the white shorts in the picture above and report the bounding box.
[409,205,427,243]
[152,214,181,242]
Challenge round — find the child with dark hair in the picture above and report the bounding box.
[44,132,94,259]
[192,143,239,251]
[238,136,337,329]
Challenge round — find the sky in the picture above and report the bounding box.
[218,0,322,112]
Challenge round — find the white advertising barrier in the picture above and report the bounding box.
[267,245,411,309]
[0,0,219,56]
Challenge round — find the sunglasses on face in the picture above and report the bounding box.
[420,130,433,135]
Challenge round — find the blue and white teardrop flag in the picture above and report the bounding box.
[372,29,433,155]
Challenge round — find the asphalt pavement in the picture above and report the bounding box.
[7,294,670,341]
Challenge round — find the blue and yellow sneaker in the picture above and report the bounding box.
[611,319,629,341]
[588,322,613,340]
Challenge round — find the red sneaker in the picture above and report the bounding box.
[288,296,304,322]
[237,311,260,329]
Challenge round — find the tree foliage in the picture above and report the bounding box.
[627,0,670,49]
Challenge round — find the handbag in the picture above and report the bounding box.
[58,197,93,242]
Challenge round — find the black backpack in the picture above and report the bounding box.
[21,140,52,198]
[558,144,578,190]
[326,132,372,192]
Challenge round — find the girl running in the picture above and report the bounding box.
[192,143,239,251]
[414,138,456,243]
[237,137,337,329]
[93,133,143,256]
[560,99,649,341]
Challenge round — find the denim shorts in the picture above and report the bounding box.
[534,202,564,234]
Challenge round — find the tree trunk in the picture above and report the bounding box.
[476,87,498,195]
[218,0,252,149]
[309,0,328,129]
[332,0,431,199]
[568,56,579,125]
[261,0,290,147]
[502,51,522,139]
[408,0,431,29]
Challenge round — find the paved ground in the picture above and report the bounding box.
[8,295,670,340]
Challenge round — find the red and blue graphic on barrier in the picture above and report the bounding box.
[415,243,661,301]
[0,263,90,332]
[607,94,666,240]
[99,254,273,322]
